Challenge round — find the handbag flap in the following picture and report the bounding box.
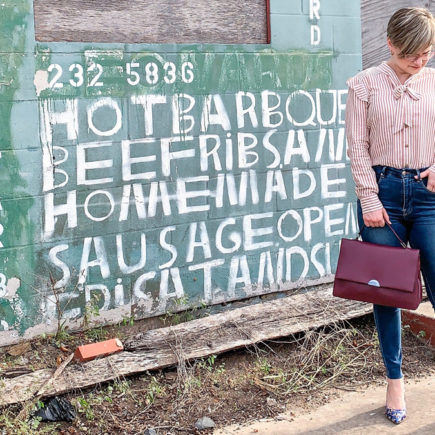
[335,238,420,293]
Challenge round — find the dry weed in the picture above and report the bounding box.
[252,320,379,395]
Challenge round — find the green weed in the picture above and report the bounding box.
[76,397,94,420]
[85,326,108,342]
[256,357,272,375]
[161,296,209,326]
[146,376,164,404]
[83,293,101,328]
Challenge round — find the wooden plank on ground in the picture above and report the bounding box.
[0,287,371,406]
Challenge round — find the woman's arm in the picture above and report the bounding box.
[345,80,383,213]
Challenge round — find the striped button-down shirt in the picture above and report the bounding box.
[345,62,435,214]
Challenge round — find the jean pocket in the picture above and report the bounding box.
[420,178,435,195]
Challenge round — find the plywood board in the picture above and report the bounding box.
[33,0,268,44]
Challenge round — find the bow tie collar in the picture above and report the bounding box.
[392,83,421,133]
[393,84,422,101]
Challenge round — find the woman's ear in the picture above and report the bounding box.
[387,38,393,50]
[387,38,395,56]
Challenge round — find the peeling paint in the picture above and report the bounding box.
[5,277,20,299]
[0,1,37,340]
[85,49,124,59]
[33,69,49,96]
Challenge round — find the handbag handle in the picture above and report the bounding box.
[359,222,407,249]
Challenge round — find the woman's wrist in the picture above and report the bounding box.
[360,195,383,215]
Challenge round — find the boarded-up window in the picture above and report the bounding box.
[33,0,270,44]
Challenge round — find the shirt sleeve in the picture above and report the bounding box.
[345,76,383,214]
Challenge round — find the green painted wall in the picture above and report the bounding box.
[0,0,362,343]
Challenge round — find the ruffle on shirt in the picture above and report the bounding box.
[346,75,368,102]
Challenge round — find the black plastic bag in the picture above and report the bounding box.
[34,396,76,422]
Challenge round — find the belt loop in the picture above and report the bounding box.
[416,168,421,180]
[381,166,387,176]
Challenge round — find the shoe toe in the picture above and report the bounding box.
[385,407,407,424]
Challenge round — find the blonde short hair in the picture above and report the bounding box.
[387,7,435,57]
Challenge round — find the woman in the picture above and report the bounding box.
[345,7,435,424]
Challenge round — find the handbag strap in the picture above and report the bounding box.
[359,222,407,249]
[385,222,407,248]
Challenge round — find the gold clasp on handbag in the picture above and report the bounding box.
[368,279,380,287]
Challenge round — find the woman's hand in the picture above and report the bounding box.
[363,208,391,227]
[416,168,435,192]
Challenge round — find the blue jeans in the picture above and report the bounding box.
[357,166,435,379]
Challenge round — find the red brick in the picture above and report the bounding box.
[74,338,124,362]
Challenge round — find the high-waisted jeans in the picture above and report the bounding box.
[357,166,435,379]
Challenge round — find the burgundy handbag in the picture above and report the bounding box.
[333,223,422,310]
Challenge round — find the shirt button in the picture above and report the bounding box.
[404,164,409,169]
[405,144,409,148]
[404,123,409,128]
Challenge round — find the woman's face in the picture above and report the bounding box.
[388,39,433,76]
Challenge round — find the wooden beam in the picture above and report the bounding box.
[0,287,371,406]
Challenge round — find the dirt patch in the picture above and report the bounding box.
[0,314,434,434]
